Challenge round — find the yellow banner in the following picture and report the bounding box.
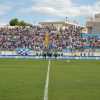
[44,33,49,48]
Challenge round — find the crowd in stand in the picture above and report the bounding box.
[0,25,100,52]
[81,36,100,49]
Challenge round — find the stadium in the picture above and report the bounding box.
[0,1,100,99]
[0,14,100,59]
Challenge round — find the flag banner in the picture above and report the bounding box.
[16,48,33,56]
[81,33,100,38]
[44,33,49,48]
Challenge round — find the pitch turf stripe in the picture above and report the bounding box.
[43,60,51,100]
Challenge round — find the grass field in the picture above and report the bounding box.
[0,59,48,100]
[0,59,100,100]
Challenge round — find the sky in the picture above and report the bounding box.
[0,0,100,26]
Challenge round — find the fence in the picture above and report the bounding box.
[0,51,100,60]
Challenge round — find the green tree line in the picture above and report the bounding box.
[9,18,33,26]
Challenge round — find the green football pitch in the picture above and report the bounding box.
[0,59,100,100]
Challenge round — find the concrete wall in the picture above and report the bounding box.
[92,22,100,33]
[86,13,100,33]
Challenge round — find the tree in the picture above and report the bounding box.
[18,20,26,26]
[9,18,33,27]
[9,18,19,26]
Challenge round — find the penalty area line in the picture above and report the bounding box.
[43,60,51,100]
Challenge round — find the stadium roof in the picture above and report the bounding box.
[39,21,83,27]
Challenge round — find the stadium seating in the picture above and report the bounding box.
[0,26,100,57]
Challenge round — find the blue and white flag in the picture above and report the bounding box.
[16,48,32,56]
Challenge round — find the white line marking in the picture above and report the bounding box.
[43,60,51,100]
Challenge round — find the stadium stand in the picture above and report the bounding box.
[0,24,100,59]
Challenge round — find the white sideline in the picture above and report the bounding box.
[43,60,51,100]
